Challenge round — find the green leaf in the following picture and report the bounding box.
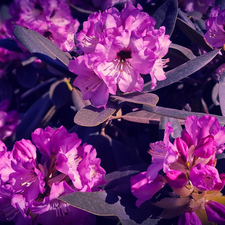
[219,71,225,116]
[71,88,91,111]
[16,64,38,88]
[176,18,213,52]
[0,38,23,52]
[143,105,225,125]
[166,43,196,67]
[143,49,220,92]
[15,93,51,140]
[122,110,161,124]
[153,0,178,36]
[49,80,71,109]
[74,103,117,127]
[111,92,159,106]
[13,25,73,75]
[0,79,13,102]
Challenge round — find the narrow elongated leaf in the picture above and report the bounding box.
[122,110,161,124]
[176,18,213,52]
[13,25,73,75]
[74,103,117,127]
[143,105,225,125]
[111,92,159,106]
[49,80,71,109]
[153,0,178,36]
[177,8,195,29]
[71,88,91,111]
[143,49,220,92]
[219,71,225,116]
[166,43,196,67]
[0,38,23,52]
[15,93,51,140]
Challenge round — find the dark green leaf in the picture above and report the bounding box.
[166,43,196,67]
[153,0,178,36]
[71,88,91,111]
[143,49,220,92]
[16,64,38,88]
[0,38,23,52]
[219,71,225,116]
[13,25,73,75]
[15,93,51,140]
[176,18,213,52]
[111,92,159,106]
[122,110,161,124]
[49,80,71,109]
[143,105,225,125]
[59,190,159,225]
[74,103,117,127]
[0,79,13,102]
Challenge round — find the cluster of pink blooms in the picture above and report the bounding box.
[0,125,105,225]
[204,6,225,48]
[0,99,20,140]
[71,0,136,11]
[69,2,171,108]
[131,115,225,224]
[6,0,80,52]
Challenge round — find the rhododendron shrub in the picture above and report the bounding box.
[131,115,225,224]
[1,0,225,224]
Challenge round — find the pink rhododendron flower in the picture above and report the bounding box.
[190,163,223,191]
[165,170,188,189]
[130,172,165,207]
[68,54,116,108]
[177,210,202,225]
[204,6,225,48]
[205,200,225,224]
[146,123,178,181]
[0,99,20,140]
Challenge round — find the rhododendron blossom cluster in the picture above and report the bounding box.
[6,0,80,51]
[0,126,105,225]
[69,2,171,108]
[131,115,225,224]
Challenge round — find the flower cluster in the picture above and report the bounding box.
[0,125,105,225]
[69,2,171,108]
[0,99,20,140]
[6,0,79,51]
[130,115,225,224]
[71,0,136,11]
[204,6,225,48]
